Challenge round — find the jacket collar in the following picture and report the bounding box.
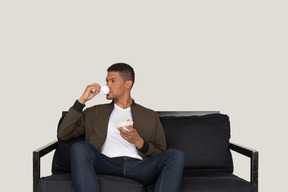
[109,99,136,107]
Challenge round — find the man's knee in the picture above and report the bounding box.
[70,141,93,159]
[165,148,186,167]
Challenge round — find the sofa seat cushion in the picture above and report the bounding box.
[37,173,145,192]
[180,171,253,192]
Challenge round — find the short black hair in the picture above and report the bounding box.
[107,63,135,87]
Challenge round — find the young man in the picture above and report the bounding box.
[58,63,185,192]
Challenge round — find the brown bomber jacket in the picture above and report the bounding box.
[58,100,167,159]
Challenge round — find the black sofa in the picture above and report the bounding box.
[33,111,258,192]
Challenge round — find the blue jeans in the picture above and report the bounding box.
[70,141,185,192]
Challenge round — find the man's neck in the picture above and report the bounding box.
[114,96,133,109]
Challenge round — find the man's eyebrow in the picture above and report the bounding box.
[106,77,116,81]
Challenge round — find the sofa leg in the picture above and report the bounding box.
[33,151,40,192]
[251,151,259,192]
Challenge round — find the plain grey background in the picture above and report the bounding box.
[1,1,287,191]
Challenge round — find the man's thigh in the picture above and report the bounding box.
[72,141,125,176]
[125,153,165,185]
[125,149,185,186]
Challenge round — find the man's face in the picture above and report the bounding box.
[105,71,128,100]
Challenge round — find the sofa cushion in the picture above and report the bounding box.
[180,171,253,192]
[52,111,85,174]
[146,171,253,192]
[37,174,145,192]
[159,114,233,172]
[52,136,85,174]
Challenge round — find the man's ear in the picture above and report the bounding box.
[126,80,133,89]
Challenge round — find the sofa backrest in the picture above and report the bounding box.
[52,111,233,174]
[158,112,233,173]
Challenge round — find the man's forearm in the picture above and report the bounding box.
[57,100,86,141]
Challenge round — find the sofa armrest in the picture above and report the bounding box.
[33,140,58,192]
[229,142,259,192]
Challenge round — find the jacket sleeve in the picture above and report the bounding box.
[140,115,167,158]
[57,100,86,141]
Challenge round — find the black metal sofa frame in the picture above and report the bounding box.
[33,111,259,192]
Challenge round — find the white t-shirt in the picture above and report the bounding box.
[101,104,143,160]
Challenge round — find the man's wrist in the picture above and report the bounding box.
[136,138,144,149]
[72,100,86,112]
[78,98,86,105]
[137,140,150,154]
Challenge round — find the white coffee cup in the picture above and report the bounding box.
[100,86,110,95]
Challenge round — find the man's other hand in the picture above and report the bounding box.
[118,126,144,149]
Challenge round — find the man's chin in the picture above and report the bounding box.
[106,95,113,100]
